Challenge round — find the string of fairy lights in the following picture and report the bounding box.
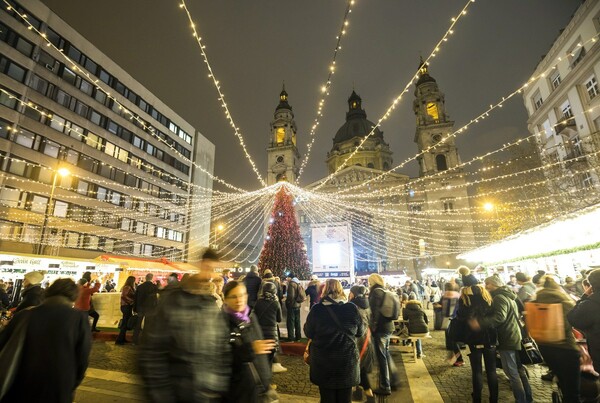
[0,1,598,265]
[3,0,248,194]
[294,0,356,185]
[312,0,478,191]
[178,0,269,188]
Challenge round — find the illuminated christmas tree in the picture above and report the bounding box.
[258,184,310,279]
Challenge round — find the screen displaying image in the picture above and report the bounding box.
[319,243,340,266]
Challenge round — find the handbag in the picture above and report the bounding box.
[510,303,544,365]
[0,309,33,399]
[359,328,371,361]
[247,362,278,403]
[446,318,466,343]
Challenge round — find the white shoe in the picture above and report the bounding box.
[272,363,288,373]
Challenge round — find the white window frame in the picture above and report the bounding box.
[585,75,599,100]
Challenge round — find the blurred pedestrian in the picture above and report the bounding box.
[285,273,305,342]
[222,280,277,402]
[138,249,232,402]
[0,278,91,403]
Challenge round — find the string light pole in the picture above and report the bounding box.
[35,167,70,255]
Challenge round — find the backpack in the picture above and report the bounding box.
[295,283,306,303]
[379,289,400,320]
[524,302,565,343]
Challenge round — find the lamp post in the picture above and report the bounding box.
[36,167,69,255]
[213,224,224,250]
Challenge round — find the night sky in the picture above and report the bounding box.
[40,0,581,192]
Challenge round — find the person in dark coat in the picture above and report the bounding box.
[253,281,282,367]
[455,282,498,403]
[305,279,365,403]
[243,265,262,309]
[306,275,321,308]
[285,274,304,341]
[15,270,45,312]
[0,278,91,403]
[568,269,600,374]
[349,285,375,403]
[402,299,429,358]
[133,272,159,344]
[471,276,532,403]
[139,249,233,402]
[534,276,580,403]
[115,276,136,345]
[0,282,9,310]
[222,281,277,403]
[368,273,398,395]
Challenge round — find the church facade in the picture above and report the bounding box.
[267,62,476,277]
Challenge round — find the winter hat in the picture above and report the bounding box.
[532,270,546,285]
[587,269,600,290]
[262,269,274,279]
[539,275,561,290]
[457,266,471,276]
[261,281,277,297]
[484,275,504,288]
[350,285,367,298]
[515,272,530,283]
[24,270,44,285]
[310,274,319,281]
[462,274,479,287]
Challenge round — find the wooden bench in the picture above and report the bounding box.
[389,320,431,362]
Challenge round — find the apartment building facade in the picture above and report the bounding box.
[0,0,214,261]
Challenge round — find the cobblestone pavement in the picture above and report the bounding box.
[84,326,557,402]
[84,339,411,402]
[421,327,554,402]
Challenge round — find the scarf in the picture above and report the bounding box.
[224,305,250,323]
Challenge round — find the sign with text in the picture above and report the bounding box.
[311,223,354,283]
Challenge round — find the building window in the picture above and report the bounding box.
[560,100,573,119]
[53,201,68,218]
[585,75,599,100]
[569,44,586,69]
[436,154,448,171]
[30,195,48,213]
[532,91,543,110]
[581,172,594,189]
[442,199,455,212]
[550,69,561,89]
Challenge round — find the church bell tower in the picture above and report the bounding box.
[413,59,462,176]
[267,84,301,185]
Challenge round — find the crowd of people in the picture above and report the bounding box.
[0,257,599,403]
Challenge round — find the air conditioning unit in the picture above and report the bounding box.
[45,63,55,72]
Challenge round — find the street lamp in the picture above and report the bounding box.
[36,167,70,255]
[213,224,224,250]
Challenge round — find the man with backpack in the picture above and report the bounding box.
[284,273,305,342]
[368,273,400,396]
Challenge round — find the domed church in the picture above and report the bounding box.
[266,61,475,277]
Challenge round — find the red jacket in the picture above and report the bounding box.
[75,282,100,311]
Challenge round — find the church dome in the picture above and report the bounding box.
[333,91,383,144]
